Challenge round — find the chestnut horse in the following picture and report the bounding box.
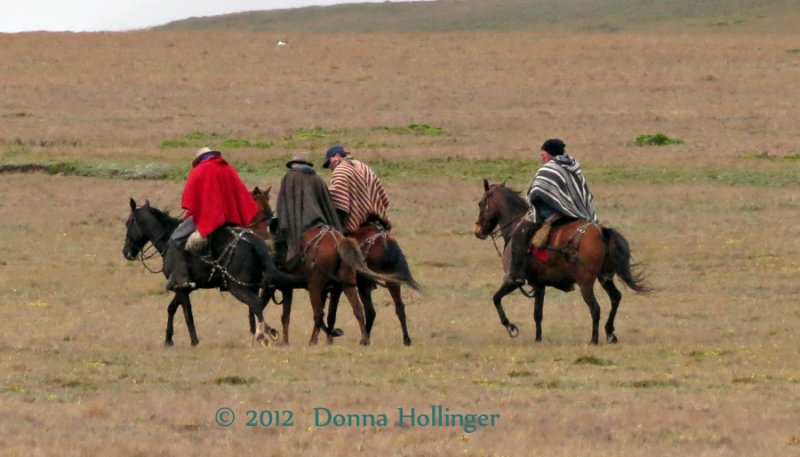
[251,187,400,346]
[474,180,649,344]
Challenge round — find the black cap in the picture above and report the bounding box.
[541,138,565,156]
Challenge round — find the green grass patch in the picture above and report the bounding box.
[635,133,684,146]
[160,131,271,150]
[220,138,251,148]
[574,355,614,366]
[375,124,447,136]
[1,112,31,119]
[787,48,800,54]
[7,156,800,188]
[213,375,255,385]
[159,139,191,149]
[617,379,680,388]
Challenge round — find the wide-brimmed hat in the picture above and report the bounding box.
[192,146,221,167]
[323,145,348,168]
[286,152,314,168]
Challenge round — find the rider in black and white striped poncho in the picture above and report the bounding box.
[507,138,598,285]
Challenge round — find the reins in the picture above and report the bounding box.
[137,243,163,273]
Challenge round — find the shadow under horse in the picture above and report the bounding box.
[323,221,421,346]
[251,187,402,346]
[122,198,302,347]
[474,180,650,345]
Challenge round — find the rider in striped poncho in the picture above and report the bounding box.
[507,139,598,285]
[323,145,391,234]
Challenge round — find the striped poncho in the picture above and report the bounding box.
[328,157,390,233]
[527,154,598,224]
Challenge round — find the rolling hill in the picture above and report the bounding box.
[153,0,800,33]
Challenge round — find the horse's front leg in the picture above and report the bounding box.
[533,285,545,342]
[165,294,181,346]
[493,281,521,338]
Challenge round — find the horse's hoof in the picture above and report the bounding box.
[360,338,370,346]
[535,337,542,343]
[332,328,344,337]
[164,340,174,347]
[191,339,199,346]
[403,338,412,346]
[267,328,279,340]
[607,334,618,344]
[506,323,519,338]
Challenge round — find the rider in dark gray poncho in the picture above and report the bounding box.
[507,139,598,285]
[275,152,343,271]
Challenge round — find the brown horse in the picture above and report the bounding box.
[251,187,400,346]
[324,221,421,346]
[474,179,649,345]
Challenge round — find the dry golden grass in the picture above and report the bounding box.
[1,30,800,456]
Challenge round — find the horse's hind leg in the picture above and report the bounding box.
[247,309,256,346]
[357,276,377,335]
[165,294,181,347]
[307,278,327,345]
[388,282,411,346]
[326,287,343,344]
[179,293,200,346]
[280,289,293,345]
[533,285,545,343]
[600,279,622,344]
[342,284,369,346]
[229,287,270,347]
[578,281,602,345]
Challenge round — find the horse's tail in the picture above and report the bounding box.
[382,237,421,291]
[602,227,651,294]
[336,237,406,286]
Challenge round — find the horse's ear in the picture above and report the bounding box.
[144,199,150,208]
[501,180,506,187]
[483,178,490,191]
[253,186,261,195]
[129,198,136,211]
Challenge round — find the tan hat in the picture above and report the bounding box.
[285,152,314,168]
[192,146,220,168]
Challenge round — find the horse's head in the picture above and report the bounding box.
[474,179,504,239]
[123,198,149,260]
[123,198,175,260]
[251,186,274,240]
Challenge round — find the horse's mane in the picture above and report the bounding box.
[496,184,530,214]
[145,205,181,229]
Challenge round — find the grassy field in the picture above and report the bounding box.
[2,24,800,456]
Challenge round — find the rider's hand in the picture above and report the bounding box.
[186,230,207,253]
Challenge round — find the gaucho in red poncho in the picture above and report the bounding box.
[181,150,258,237]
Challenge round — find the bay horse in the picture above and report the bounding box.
[474,179,649,345]
[251,187,401,346]
[323,222,420,346]
[122,198,301,347]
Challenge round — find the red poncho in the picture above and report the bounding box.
[181,156,258,237]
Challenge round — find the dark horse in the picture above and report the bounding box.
[474,179,649,344]
[323,222,421,346]
[251,187,401,346]
[122,198,299,347]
